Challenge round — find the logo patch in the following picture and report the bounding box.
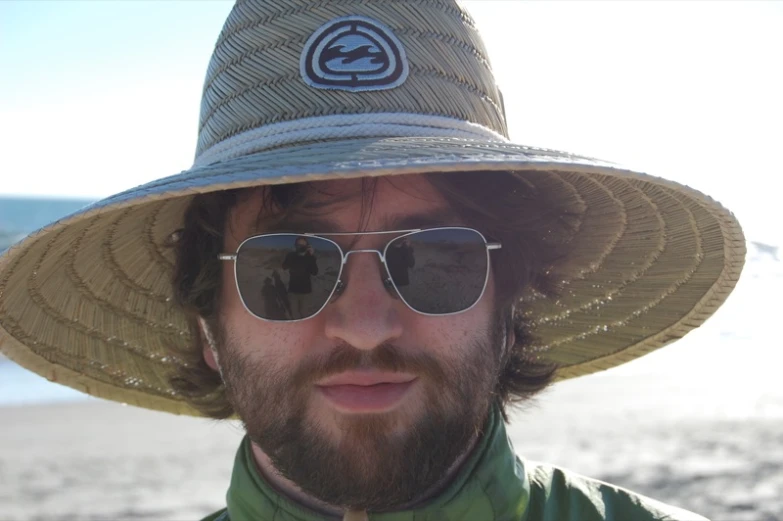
[301,15,409,92]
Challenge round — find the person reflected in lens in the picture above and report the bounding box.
[282,236,319,318]
[261,276,288,320]
[272,270,293,318]
[386,237,415,287]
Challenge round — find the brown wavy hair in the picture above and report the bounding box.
[167,171,578,419]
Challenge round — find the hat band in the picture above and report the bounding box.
[193,112,508,167]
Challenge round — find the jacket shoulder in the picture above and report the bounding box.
[200,508,229,521]
[524,462,708,521]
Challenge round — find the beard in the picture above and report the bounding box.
[216,317,505,511]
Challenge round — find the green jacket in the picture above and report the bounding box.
[202,408,706,521]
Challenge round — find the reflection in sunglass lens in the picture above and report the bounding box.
[386,228,488,314]
[235,234,342,320]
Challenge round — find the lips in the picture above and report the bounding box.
[316,371,417,412]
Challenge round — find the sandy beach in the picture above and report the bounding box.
[3,369,781,521]
[1,401,242,521]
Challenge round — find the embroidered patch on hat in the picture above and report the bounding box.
[300,15,409,92]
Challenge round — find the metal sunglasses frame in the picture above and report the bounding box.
[218,226,502,323]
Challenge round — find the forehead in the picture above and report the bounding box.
[232,174,456,236]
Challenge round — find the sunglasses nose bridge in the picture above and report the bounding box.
[337,249,393,294]
[341,249,388,278]
[341,248,385,264]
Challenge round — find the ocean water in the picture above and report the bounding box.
[0,196,94,250]
[0,196,781,417]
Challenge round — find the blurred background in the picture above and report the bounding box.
[1,1,781,520]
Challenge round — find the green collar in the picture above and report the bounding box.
[224,407,530,521]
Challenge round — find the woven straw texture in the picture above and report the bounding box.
[196,0,506,158]
[0,0,745,416]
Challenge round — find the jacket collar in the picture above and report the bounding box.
[224,406,530,521]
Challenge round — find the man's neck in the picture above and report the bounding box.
[249,434,481,517]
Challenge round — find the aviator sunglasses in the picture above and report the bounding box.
[218,227,502,322]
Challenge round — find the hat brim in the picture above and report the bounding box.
[0,137,746,416]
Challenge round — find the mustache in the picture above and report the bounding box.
[289,343,449,390]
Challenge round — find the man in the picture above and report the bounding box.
[0,1,745,520]
[282,236,320,319]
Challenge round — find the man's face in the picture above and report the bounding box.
[213,175,504,510]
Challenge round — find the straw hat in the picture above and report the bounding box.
[0,0,745,416]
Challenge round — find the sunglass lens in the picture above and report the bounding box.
[235,235,342,320]
[386,228,488,314]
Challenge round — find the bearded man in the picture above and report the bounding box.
[0,1,745,520]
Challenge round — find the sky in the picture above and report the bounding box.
[1,0,782,250]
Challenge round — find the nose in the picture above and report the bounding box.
[323,251,403,351]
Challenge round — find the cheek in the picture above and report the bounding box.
[219,265,321,362]
[220,265,273,348]
[408,278,496,355]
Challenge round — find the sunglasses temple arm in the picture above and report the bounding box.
[218,254,237,261]
[487,243,502,250]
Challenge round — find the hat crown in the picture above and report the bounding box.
[195,0,507,166]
